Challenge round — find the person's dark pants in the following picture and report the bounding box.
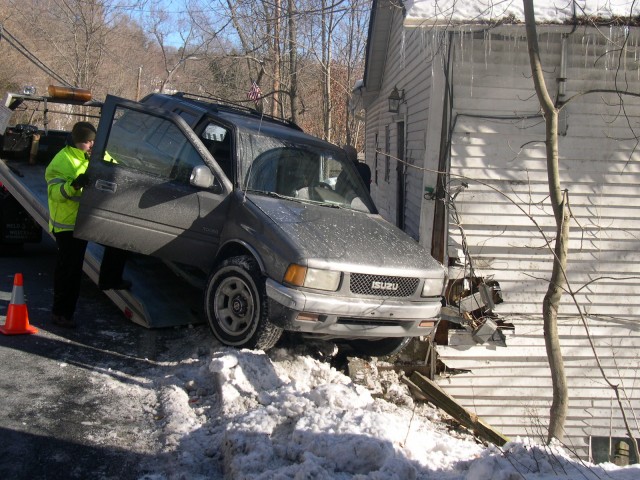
[52,230,88,320]
[99,246,129,286]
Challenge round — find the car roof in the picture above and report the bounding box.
[142,92,303,130]
[141,92,340,152]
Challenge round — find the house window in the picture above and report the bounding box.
[374,133,379,184]
[591,436,639,465]
[384,125,390,182]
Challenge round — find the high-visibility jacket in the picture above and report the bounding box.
[45,145,89,232]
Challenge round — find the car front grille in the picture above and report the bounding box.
[337,317,403,327]
[349,273,419,297]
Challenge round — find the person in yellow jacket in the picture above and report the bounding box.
[45,122,130,328]
[45,122,94,327]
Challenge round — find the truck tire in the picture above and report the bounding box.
[346,337,411,358]
[204,255,282,350]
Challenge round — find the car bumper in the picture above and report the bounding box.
[265,279,441,338]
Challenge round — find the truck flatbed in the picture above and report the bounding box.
[0,158,203,328]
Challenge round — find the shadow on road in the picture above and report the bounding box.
[0,427,158,480]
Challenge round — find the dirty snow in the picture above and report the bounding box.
[405,0,640,24]
[84,329,640,479]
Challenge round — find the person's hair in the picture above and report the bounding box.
[342,144,358,163]
[71,122,97,145]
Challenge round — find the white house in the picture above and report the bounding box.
[359,0,640,462]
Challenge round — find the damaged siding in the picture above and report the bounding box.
[438,318,640,460]
[440,26,640,461]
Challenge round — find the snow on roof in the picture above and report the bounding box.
[404,0,640,25]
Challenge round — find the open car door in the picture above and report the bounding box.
[75,95,231,268]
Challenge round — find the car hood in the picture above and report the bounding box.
[248,195,444,278]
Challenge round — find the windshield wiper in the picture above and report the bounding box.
[244,189,343,208]
[296,198,342,208]
[244,188,291,200]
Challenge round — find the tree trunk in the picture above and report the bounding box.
[272,0,281,117]
[288,0,298,124]
[321,0,333,142]
[523,0,569,443]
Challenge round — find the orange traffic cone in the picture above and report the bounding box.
[0,273,37,335]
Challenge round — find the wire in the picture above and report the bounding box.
[0,25,72,87]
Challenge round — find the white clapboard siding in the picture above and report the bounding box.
[441,26,640,462]
[365,4,437,239]
[365,13,640,462]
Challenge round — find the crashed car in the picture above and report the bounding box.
[75,92,446,356]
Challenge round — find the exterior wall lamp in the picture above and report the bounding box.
[388,86,404,113]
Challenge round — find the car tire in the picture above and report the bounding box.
[204,255,282,350]
[346,337,411,357]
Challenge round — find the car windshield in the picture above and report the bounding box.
[236,125,374,213]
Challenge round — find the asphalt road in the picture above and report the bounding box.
[0,234,210,479]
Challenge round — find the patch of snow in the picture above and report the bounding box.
[102,337,638,479]
[405,1,640,25]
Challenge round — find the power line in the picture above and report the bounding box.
[0,25,73,87]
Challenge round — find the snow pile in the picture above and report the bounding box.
[210,348,482,478]
[404,0,640,25]
[130,342,640,479]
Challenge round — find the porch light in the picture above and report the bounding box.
[388,86,404,113]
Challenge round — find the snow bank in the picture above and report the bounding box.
[130,342,640,479]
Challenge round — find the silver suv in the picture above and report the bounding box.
[75,93,445,356]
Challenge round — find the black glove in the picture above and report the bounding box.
[71,173,90,190]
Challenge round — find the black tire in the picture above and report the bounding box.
[204,255,282,350]
[346,337,411,358]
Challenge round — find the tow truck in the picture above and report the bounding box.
[0,88,201,328]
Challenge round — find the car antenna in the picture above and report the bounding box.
[242,153,253,204]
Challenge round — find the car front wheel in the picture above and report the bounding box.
[204,255,282,350]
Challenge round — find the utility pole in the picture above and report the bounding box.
[136,66,142,101]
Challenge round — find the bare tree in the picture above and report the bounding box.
[287,0,300,124]
[144,0,220,93]
[523,1,640,457]
[332,0,367,147]
[522,0,569,444]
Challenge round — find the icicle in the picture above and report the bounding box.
[623,26,628,72]
[606,25,613,72]
[546,31,550,53]
[401,28,406,71]
[484,30,489,70]
[470,29,474,98]
[441,30,448,72]
[432,30,437,63]
[458,26,463,65]
[485,31,492,70]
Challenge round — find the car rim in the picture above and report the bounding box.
[214,275,256,337]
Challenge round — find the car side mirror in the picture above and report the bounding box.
[190,165,222,193]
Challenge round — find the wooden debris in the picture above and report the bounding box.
[404,372,509,446]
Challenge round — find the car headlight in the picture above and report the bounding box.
[421,278,444,297]
[284,264,341,291]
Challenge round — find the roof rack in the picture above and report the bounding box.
[171,91,303,131]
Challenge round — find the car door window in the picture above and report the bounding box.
[102,106,206,184]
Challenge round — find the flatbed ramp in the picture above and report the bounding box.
[0,158,203,328]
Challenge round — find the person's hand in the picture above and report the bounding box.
[71,173,90,190]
